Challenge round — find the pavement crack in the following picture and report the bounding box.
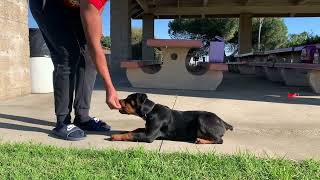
[172,95,178,110]
[158,140,164,152]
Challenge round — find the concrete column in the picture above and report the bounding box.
[142,14,155,60]
[110,0,132,81]
[0,0,31,100]
[238,13,253,54]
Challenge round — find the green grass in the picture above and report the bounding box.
[0,143,319,180]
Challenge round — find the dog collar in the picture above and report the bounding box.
[141,100,156,119]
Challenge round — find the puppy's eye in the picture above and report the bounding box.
[131,101,135,106]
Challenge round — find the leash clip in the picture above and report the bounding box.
[142,114,147,120]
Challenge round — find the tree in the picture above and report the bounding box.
[168,17,288,52]
[131,28,143,59]
[100,29,143,59]
[168,18,238,42]
[131,28,143,44]
[252,18,288,51]
[287,32,320,47]
[257,18,264,51]
[169,18,239,55]
[307,34,320,45]
[101,36,111,48]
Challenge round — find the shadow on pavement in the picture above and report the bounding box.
[0,114,55,127]
[95,72,320,106]
[0,122,51,134]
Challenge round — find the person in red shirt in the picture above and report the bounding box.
[29,0,121,140]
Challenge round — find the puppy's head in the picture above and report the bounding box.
[119,93,148,116]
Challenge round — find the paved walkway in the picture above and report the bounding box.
[0,73,320,160]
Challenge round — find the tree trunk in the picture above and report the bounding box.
[258,18,264,51]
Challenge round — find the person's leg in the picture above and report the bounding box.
[73,47,111,131]
[73,46,97,123]
[67,12,95,120]
[29,0,79,128]
[70,12,111,131]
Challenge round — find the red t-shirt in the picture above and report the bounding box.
[89,0,107,10]
[64,0,107,10]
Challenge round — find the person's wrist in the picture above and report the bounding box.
[104,81,115,91]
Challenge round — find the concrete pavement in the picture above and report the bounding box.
[0,73,320,160]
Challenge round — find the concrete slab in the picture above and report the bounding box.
[0,73,320,160]
[0,91,176,151]
[161,96,320,160]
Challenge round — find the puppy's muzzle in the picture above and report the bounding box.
[119,100,127,114]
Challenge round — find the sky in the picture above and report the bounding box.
[28,3,320,39]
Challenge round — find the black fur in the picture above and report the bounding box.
[119,93,233,144]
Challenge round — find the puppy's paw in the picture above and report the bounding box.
[195,138,201,144]
[110,134,122,141]
[195,138,215,144]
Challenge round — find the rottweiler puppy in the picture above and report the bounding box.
[111,93,233,144]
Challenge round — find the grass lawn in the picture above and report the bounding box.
[0,143,319,180]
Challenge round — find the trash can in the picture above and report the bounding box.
[209,36,225,63]
[29,28,54,93]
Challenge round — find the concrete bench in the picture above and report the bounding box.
[121,39,228,91]
[229,45,320,93]
[236,48,293,81]
[120,60,162,68]
[265,47,295,63]
[237,48,296,82]
[233,52,267,75]
[274,63,320,93]
[226,61,247,73]
[248,61,284,82]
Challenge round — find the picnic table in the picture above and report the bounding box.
[121,39,228,90]
[230,45,320,93]
[274,63,320,93]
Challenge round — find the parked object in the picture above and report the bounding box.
[300,45,316,63]
[288,92,299,98]
[30,57,54,93]
[29,28,54,93]
[313,49,319,64]
[209,36,225,63]
[29,28,51,57]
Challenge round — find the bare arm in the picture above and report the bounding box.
[79,0,121,109]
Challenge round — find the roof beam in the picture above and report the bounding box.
[136,0,149,13]
[131,3,141,11]
[151,0,160,6]
[203,0,208,6]
[239,0,248,5]
[239,0,255,6]
[296,0,311,5]
[151,5,320,16]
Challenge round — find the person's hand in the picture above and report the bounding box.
[106,86,121,110]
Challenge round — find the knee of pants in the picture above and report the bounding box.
[53,64,72,80]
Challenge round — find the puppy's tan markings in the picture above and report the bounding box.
[111,133,134,141]
[195,138,215,144]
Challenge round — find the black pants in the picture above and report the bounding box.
[29,0,97,127]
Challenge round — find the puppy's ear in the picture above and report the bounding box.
[137,93,148,105]
[135,93,149,117]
